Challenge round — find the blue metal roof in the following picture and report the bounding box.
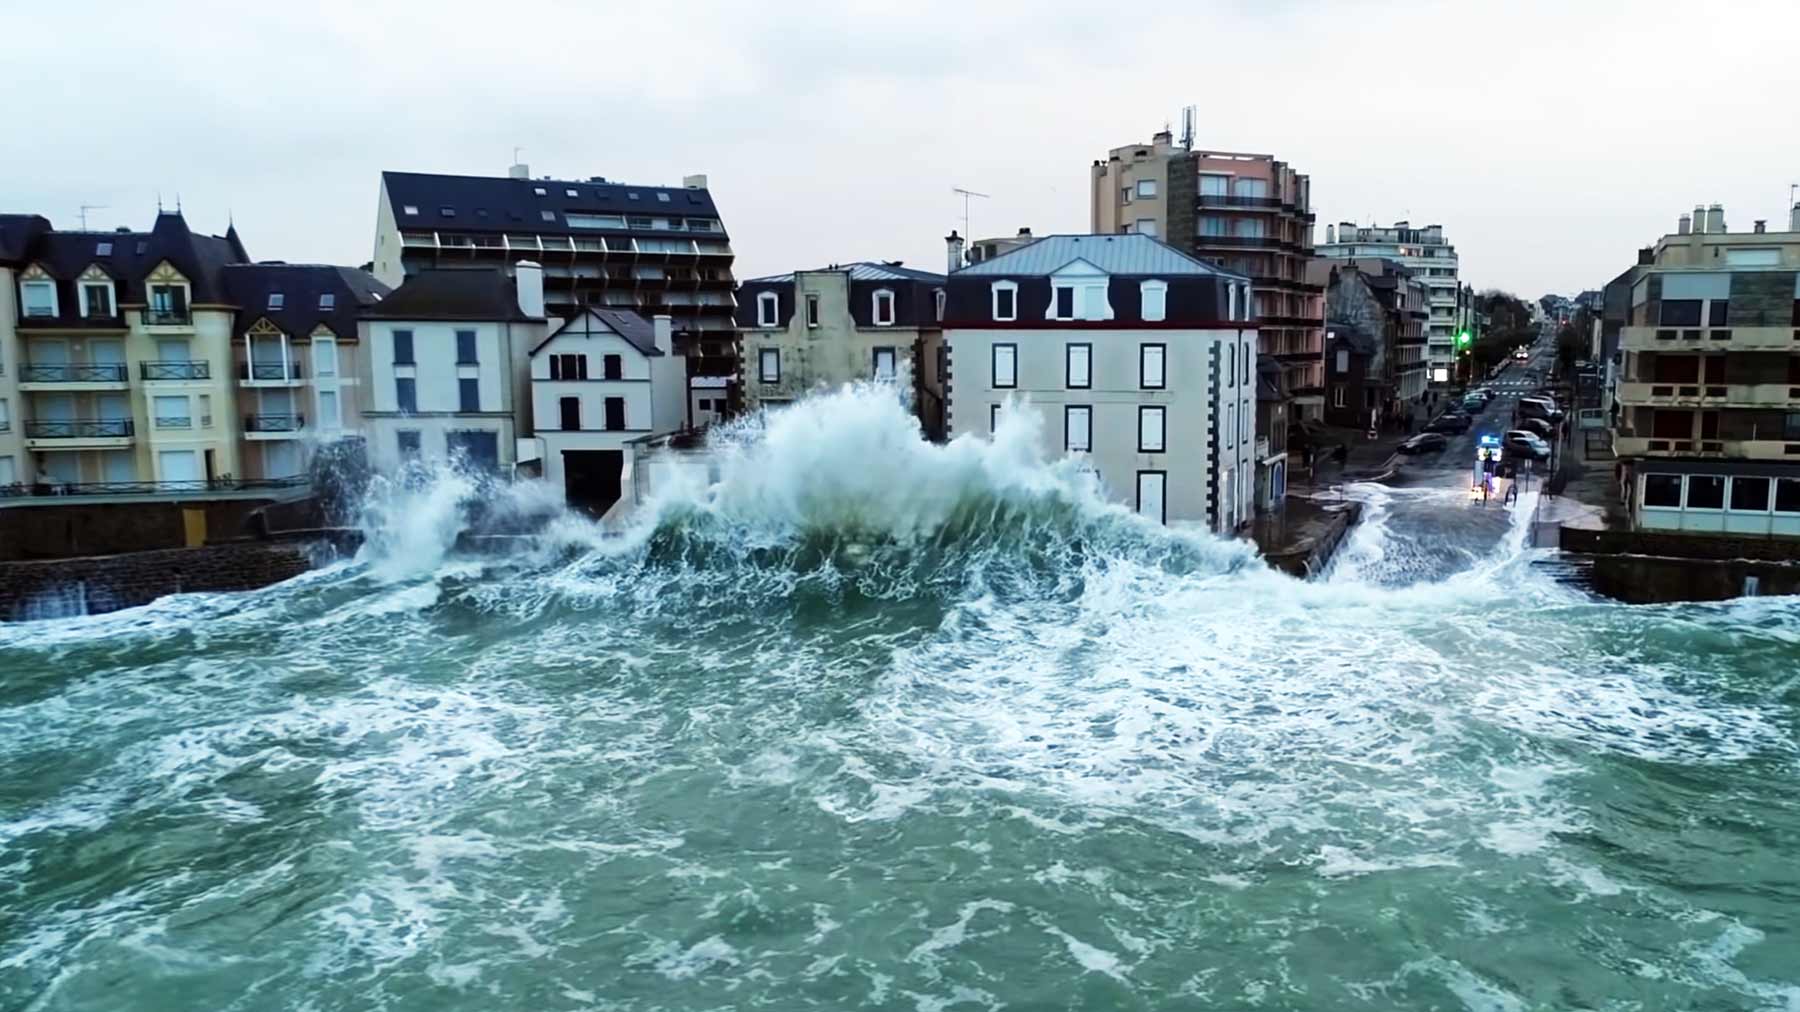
[952,233,1247,279]
[746,261,945,284]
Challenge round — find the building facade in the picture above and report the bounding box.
[1613,203,1800,536]
[1090,133,1324,422]
[1317,221,1461,387]
[359,265,549,476]
[371,166,738,412]
[735,262,946,432]
[526,308,686,515]
[942,234,1257,531]
[1318,258,1431,423]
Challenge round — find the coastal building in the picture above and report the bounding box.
[220,264,389,480]
[525,307,687,515]
[1317,221,1461,387]
[1317,259,1431,425]
[359,265,549,476]
[370,166,739,412]
[734,262,947,433]
[1089,133,1324,423]
[1612,203,1800,536]
[942,233,1257,531]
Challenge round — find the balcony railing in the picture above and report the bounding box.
[20,363,128,383]
[25,418,134,438]
[240,361,304,381]
[0,476,309,500]
[154,416,194,429]
[141,360,211,380]
[1197,193,1283,209]
[245,413,305,432]
[141,308,193,326]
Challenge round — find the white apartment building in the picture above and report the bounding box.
[360,264,548,475]
[943,234,1257,531]
[1317,221,1460,386]
[525,308,687,515]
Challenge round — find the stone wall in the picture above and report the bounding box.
[0,496,325,562]
[1581,553,1800,603]
[1560,526,1800,562]
[0,540,334,620]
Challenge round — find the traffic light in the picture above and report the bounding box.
[1455,330,1472,349]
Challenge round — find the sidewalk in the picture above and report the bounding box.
[1288,424,1409,493]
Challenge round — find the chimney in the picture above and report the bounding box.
[945,230,964,274]
[1693,204,1708,234]
[1638,247,1655,266]
[1326,224,1336,244]
[514,260,545,318]
[1791,203,1800,232]
[1706,204,1725,234]
[652,314,673,355]
[508,162,530,180]
[1677,213,1691,235]
[1017,227,1032,237]
[682,174,708,189]
[1754,220,1767,234]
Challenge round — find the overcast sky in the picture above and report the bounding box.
[8,0,1798,297]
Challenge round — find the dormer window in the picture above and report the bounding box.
[991,281,1018,322]
[96,241,113,256]
[268,293,285,309]
[439,206,455,217]
[21,279,56,318]
[872,289,895,326]
[402,205,419,216]
[657,192,671,202]
[565,188,578,197]
[1141,280,1167,322]
[756,291,779,328]
[533,187,547,196]
[319,293,336,309]
[1052,285,1076,320]
[82,282,113,318]
[541,210,556,221]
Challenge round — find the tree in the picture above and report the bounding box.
[1471,290,1537,373]
[1556,307,1593,377]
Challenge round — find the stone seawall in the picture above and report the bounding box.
[1263,501,1363,578]
[0,540,338,620]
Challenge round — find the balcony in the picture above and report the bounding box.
[141,360,211,381]
[1614,435,1800,460]
[245,413,305,436]
[1197,193,1283,210]
[239,361,305,385]
[1616,381,1800,409]
[24,418,135,448]
[17,363,131,391]
[1622,324,1799,352]
[140,308,193,327]
[0,475,308,502]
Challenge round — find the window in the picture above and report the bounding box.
[154,395,190,427]
[395,377,417,413]
[82,283,112,318]
[1686,475,1725,509]
[627,192,640,201]
[757,291,780,328]
[550,353,588,380]
[1064,406,1091,453]
[402,205,419,216]
[318,390,341,430]
[1777,479,1800,513]
[0,399,7,430]
[1066,343,1091,388]
[594,354,618,380]
[1140,343,1166,389]
[1136,471,1167,524]
[1139,406,1165,452]
[456,330,478,364]
[1731,477,1770,511]
[564,188,578,198]
[1199,216,1229,237]
[392,330,414,365]
[990,403,1002,432]
[1642,474,1682,507]
[873,289,896,326]
[319,293,336,309]
[95,242,112,256]
[199,394,212,427]
[459,377,480,412]
[438,206,455,218]
[604,396,626,430]
[934,289,945,322]
[21,281,54,317]
[1122,185,1133,205]
[559,396,581,431]
[1136,179,1157,198]
[992,281,1018,321]
[1233,178,1269,198]
[1139,281,1166,322]
[992,343,1017,389]
[1659,299,1702,326]
[541,210,556,222]
[313,339,338,378]
[149,284,187,321]
[567,213,627,229]
[1709,300,1729,327]
[264,292,283,310]
[1135,219,1158,237]
[1333,386,1347,408]
[1053,286,1076,320]
[806,294,820,328]
[1336,349,1350,373]
[1199,175,1229,196]
[398,430,421,457]
[1234,218,1265,238]
[657,192,671,202]
[759,347,781,384]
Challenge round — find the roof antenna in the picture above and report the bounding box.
[175,192,182,212]
[951,186,990,240]
[156,190,163,213]
[77,204,108,230]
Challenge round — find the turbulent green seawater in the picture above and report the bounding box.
[3,391,1798,1011]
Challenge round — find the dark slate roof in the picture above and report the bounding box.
[951,233,1247,279]
[1327,321,1378,355]
[361,267,530,321]
[383,171,724,235]
[0,214,51,264]
[532,307,662,357]
[2,211,250,322]
[747,261,946,284]
[221,263,390,338]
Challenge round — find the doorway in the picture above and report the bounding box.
[562,449,624,516]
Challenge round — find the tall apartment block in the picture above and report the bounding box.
[371,165,740,412]
[1612,203,1800,537]
[1090,132,1324,422]
[1316,221,1460,387]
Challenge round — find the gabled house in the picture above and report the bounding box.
[943,233,1258,531]
[525,307,687,515]
[359,264,548,476]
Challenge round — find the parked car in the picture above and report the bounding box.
[1503,430,1552,460]
[1426,412,1472,434]
[1399,432,1448,455]
[1519,398,1564,423]
[1461,395,1487,412]
[1520,418,1555,440]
